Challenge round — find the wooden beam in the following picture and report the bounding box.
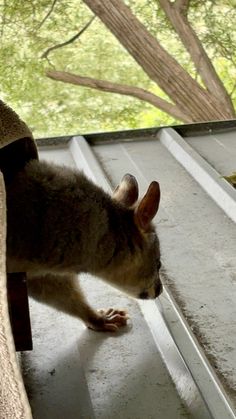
[7,272,33,351]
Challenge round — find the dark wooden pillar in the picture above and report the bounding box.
[7,272,33,351]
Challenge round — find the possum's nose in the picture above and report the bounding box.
[139,290,149,299]
[138,282,163,300]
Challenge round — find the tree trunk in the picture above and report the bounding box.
[159,0,235,115]
[82,0,235,121]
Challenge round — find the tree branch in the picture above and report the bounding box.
[46,70,191,122]
[41,16,95,59]
[158,0,235,114]
[37,0,58,29]
[175,0,190,14]
[1,0,7,38]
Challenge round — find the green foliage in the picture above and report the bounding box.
[0,0,235,137]
[223,172,236,188]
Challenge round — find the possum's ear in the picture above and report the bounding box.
[113,174,139,207]
[135,181,160,231]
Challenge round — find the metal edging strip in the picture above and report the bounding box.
[69,136,111,192]
[159,127,236,224]
[142,288,236,419]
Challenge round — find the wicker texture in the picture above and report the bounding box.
[0,100,33,147]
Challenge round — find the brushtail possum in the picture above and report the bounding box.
[6,160,162,332]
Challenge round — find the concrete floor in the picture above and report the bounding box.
[21,275,195,419]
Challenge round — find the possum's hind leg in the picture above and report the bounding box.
[28,273,128,332]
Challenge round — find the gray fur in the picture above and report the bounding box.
[6,160,162,331]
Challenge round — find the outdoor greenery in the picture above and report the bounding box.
[0,0,236,137]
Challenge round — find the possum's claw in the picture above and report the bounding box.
[87,308,129,332]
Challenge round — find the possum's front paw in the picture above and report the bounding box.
[87,308,129,332]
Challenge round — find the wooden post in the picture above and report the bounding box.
[7,272,33,351]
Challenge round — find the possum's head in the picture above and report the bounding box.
[102,174,162,300]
